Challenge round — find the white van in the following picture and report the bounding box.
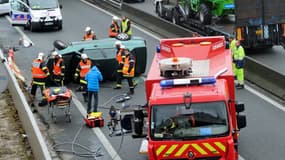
[0,0,10,15]
[9,0,62,31]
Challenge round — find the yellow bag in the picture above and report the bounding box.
[90,112,102,118]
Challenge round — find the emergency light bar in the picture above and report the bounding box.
[160,77,216,88]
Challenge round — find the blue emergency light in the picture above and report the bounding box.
[160,77,216,88]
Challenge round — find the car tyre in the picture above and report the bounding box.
[53,40,68,50]
[199,4,211,25]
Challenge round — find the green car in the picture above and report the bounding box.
[48,35,147,84]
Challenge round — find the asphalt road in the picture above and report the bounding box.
[1,0,285,159]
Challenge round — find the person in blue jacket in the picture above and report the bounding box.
[85,66,103,115]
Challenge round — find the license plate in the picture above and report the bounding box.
[45,22,53,26]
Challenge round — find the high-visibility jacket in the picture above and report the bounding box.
[121,19,132,36]
[230,39,237,55]
[83,32,95,40]
[78,59,92,78]
[109,22,120,38]
[53,58,65,76]
[32,59,49,79]
[233,45,245,68]
[122,54,135,77]
[116,48,125,64]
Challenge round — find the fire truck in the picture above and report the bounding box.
[127,36,246,160]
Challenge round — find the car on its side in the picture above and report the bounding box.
[47,34,147,85]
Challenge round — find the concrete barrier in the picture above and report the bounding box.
[245,56,285,100]
[0,50,52,160]
[90,0,285,101]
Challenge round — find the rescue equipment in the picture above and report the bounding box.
[84,112,104,128]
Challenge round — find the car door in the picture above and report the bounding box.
[0,0,9,15]
[9,0,30,26]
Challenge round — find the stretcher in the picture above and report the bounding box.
[43,86,72,123]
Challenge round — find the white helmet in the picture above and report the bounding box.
[85,26,91,32]
[112,16,119,21]
[81,53,88,59]
[114,40,122,46]
[120,45,126,49]
[52,51,58,56]
[38,52,44,60]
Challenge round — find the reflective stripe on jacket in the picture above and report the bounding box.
[79,59,92,78]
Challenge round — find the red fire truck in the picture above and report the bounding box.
[131,36,246,160]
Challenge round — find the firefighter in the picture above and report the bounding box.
[109,16,120,38]
[233,40,245,89]
[51,51,65,86]
[122,48,135,95]
[229,36,237,77]
[31,52,50,106]
[83,26,96,40]
[113,41,126,89]
[74,53,92,102]
[121,15,132,37]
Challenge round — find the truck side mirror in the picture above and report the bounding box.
[237,115,246,129]
[235,102,245,113]
[59,4,63,9]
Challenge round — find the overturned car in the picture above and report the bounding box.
[47,35,147,84]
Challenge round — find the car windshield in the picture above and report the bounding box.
[150,101,229,140]
[84,48,116,60]
[29,0,58,10]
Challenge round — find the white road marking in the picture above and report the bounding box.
[245,85,285,112]
[71,91,122,160]
[5,15,35,46]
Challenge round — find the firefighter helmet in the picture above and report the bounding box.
[81,53,88,59]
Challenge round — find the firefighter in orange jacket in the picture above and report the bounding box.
[31,52,50,106]
[83,26,96,41]
[113,41,126,89]
[122,48,135,95]
[74,53,92,102]
[109,16,120,38]
[51,51,65,86]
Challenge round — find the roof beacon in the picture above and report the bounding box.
[160,77,216,88]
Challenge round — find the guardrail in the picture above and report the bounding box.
[90,0,285,100]
[0,50,52,160]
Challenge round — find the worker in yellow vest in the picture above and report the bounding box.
[229,36,237,77]
[121,15,132,37]
[233,40,245,89]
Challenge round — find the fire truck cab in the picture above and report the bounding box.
[136,36,246,160]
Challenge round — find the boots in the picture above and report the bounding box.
[127,88,134,95]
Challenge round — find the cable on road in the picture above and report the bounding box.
[51,124,103,159]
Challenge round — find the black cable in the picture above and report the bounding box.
[51,124,102,159]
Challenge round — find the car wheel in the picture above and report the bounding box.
[58,24,62,30]
[172,10,180,25]
[30,22,35,32]
[156,2,163,18]
[199,4,211,25]
[53,40,68,50]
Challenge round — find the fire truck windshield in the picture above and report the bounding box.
[150,101,229,140]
